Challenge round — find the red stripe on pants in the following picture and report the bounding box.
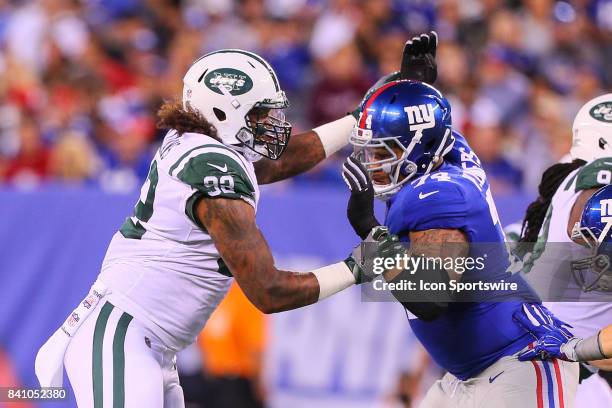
[552,359,565,408]
[529,344,544,408]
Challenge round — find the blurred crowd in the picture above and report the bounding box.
[0,0,610,194]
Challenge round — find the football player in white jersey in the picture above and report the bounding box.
[33,49,408,407]
[517,94,612,407]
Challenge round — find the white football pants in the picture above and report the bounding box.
[419,351,579,408]
[64,300,185,408]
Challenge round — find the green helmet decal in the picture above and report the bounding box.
[204,68,253,96]
[589,102,612,123]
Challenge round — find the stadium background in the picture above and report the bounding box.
[0,0,610,407]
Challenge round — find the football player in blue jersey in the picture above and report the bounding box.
[341,80,580,407]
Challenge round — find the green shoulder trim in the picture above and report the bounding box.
[169,144,246,176]
[575,158,612,191]
[177,151,255,202]
[563,172,578,191]
[185,191,206,230]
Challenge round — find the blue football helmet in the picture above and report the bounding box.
[571,184,612,292]
[350,80,454,199]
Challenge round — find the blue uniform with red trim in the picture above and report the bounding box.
[385,132,538,380]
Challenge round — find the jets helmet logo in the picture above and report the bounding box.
[204,68,254,96]
[404,104,436,136]
[590,102,612,123]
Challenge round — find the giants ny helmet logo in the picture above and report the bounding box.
[599,198,612,242]
[404,104,436,136]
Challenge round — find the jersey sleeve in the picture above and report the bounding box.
[386,181,469,235]
[574,158,612,191]
[169,148,256,227]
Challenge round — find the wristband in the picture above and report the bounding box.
[312,262,356,300]
[313,115,357,157]
[575,331,607,361]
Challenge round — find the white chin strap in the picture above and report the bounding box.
[232,141,264,162]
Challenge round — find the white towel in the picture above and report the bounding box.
[35,280,109,387]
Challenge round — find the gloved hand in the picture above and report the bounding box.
[400,31,438,84]
[517,332,581,362]
[351,31,439,120]
[344,226,406,284]
[513,303,574,338]
[342,155,381,239]
[513,303,576,361]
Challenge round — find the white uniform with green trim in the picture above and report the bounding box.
[521,158,612,408]
[100,130,259,351]
[62,130,260,408]
[522,158,612,303]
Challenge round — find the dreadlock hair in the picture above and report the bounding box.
[156,101,218,139]
[519,159,586,243]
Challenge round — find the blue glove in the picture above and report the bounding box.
[513,303,576,361]
[517,332,581,362]
[513,303,573,337]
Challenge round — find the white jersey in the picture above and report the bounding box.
[99,130,260,350]
[521,159,612,337]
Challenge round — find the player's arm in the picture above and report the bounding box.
[254,121,354,185]
[195,196,357,313]
[568,325,612,363]
[381,229,469,284]
[567,188,598,239]
[383,228,468,321]
[255,31,439,185]
[517,308,612,365]
[515,305,612,368]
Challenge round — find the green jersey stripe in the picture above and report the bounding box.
[564,172,578,191]
[522,204,553,274]
[177,151,255,195]
[112,312,133,408]
[92,302,114,408]
[168,144,247,177]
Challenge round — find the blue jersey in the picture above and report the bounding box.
[385,132,537,380]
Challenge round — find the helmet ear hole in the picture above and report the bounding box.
[213,108,226,122]
[599,137,608,150]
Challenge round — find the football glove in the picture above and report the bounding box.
[344,226,405,284]
[513,303,574,338]
[401,31,438,84]
[517,333,581,362]
[342,155,381,239]
[513,303,577,361]
[350,31,438,120]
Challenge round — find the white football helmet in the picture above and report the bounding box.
[570,93,612,162]
[183,49,291,161]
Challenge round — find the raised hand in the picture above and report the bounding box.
[401,31,438,84]
[342,155,380,239]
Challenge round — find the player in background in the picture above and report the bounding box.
[341,79,577,407]
[515,94,612,406]
[33,48,414,407]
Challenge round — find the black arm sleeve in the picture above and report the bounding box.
[387,256,453,322]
